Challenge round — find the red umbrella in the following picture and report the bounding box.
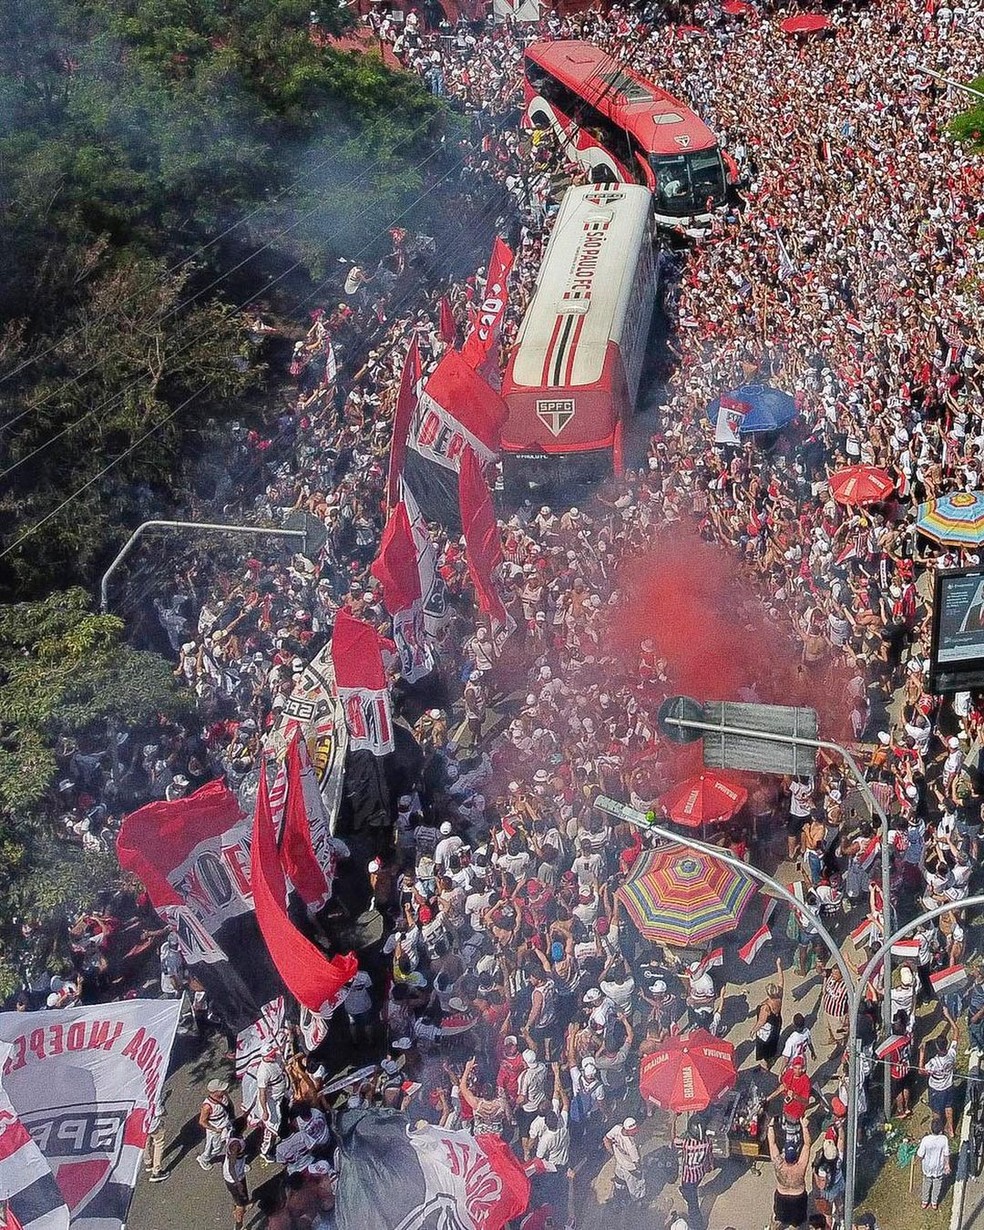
[640,1030,737,1112]
[780,13,832,34]
[722,1,754,14]
[659,771,748,828]
[828,465,895,506]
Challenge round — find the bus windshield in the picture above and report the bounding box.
[650,149,726,215]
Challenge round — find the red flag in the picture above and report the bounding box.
[281,731,331,911]
[387,335,422,507]
[438,295,456,344]
[461,237,514,390]
[370,502,434,683]
[458,445,513,652]
[331,609,395,755]
[251,764,357,1014]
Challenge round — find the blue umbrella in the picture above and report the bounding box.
[731,385,798,434]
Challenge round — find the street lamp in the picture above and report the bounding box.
[595,794,984,1230]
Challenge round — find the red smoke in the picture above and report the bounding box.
[606,529,850,743]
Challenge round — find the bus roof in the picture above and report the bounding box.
[526,40,718,156]
[507,184,652,392]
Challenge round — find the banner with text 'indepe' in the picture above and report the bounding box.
[0,999,180,1230]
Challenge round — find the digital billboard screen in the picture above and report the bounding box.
[929,566,984,694]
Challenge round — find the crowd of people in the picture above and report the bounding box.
[18,0,984,1228]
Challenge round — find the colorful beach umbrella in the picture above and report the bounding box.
[915,491,984,546]
[659,772,748,828]
[828,465,895,507]
[616,847,755,947]
[639,1030,737,1112]
[780,13,832,34]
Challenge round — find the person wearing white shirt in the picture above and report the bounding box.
[916,1117,951,1210]
[920,1032,957,1137]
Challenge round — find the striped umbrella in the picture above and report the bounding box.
[660,771,748,828]
[616,847,755,947]
[639,1029,737,1112]
[915,491,984,545]
[828,465,894,507]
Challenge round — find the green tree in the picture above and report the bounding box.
[0,587,191,814]
[949,77,984,150]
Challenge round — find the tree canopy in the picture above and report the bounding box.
[0,0,447,595]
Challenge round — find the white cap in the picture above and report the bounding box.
[368,859,380,873]
[622,1117,638,1133]
[440,822,453,835]
[899,966,914,986]
[522,1049,537,1066]
[948,736,960,749]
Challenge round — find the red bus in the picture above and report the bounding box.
[524,40,730,229]
[501,184,657,502]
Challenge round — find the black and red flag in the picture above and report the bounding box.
[400,349,507,533]
[117,780,281,1032]
[331,610,395,832]
[370,501,435,684]
[335,1107,529,1230]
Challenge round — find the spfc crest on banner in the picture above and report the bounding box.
[21,1103,131,1220]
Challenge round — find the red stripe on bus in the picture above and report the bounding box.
[541,316,565,386]
[563,315,586,386]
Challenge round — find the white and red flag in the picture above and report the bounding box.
[331,610,395,756]
[371,501,435,684]
[386,335,422,508]
[738,925,772,965]
[461,237,514,390]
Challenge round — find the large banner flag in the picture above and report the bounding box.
[265,644,348,836]
[371,502,435,684]
[461,237,514,390]
[335,1108,529,1230]
[402,349,507,533]
[251,767,358,1016]
[458,446,514,654]
[387,335,422,508]
[402,485,452,638]
[117,781,281,1032]
[0,999,181,1230]
[714,392,749,444]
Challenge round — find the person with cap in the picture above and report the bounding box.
[516,1045,549,1158]
[603,1116,645,1205]
[811,1137,845,1226]
[197,1078,234,1169]
[767,1113,811,1230]
[434,822,464,870]
[753,957,785,1070]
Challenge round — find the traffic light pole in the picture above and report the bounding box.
[658,707,895,1124]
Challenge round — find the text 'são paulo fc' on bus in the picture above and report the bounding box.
[501,184,657,499]
[524,40,731,229]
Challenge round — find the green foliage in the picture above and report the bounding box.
[0,588,190,814]
[949,78,984,150]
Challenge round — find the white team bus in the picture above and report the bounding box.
[501,184,658,501]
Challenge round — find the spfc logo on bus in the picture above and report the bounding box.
[22,1103,130,1217]
[536,399,575,437]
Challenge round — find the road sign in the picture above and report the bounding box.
[702,701,818,777]
[657,696,819,777]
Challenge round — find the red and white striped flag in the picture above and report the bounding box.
[859,835,881,871]
[788,880,805,903]
[762,898,778,926]
[890,938,921,961]
[929,965,969,995]
[739,925,772,965]
[692,947,724,979]
[850,917,877,948]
